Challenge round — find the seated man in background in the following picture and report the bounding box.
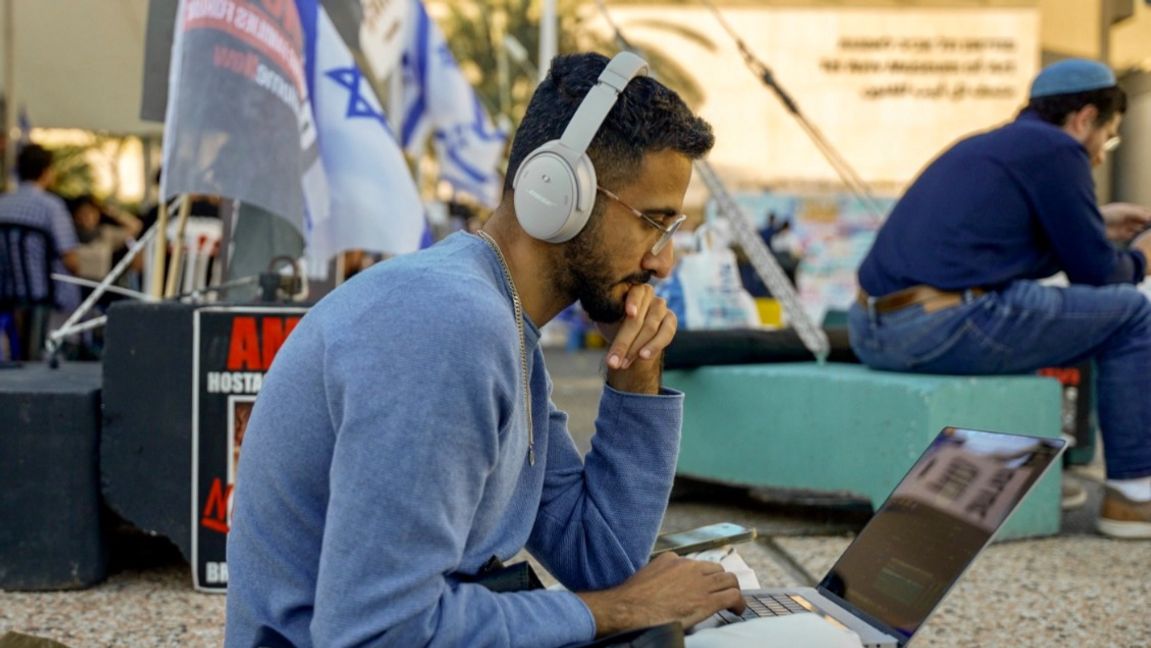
[849,58,1151,539]
[226,52,743,647]
[0,144,79,360]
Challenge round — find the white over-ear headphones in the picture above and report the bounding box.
[512,52,649,243]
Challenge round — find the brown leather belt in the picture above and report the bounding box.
[857,285,986,315]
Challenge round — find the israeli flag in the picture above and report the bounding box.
[299,0,427,276]
[400,0,507,208]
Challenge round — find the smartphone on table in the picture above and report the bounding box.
[650,522,757,559]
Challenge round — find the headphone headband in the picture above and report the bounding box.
[558,52,649,155]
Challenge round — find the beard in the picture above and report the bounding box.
[561,219,652,323]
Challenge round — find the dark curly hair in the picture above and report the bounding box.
[504,52,714,194]
[17,144,53,183]
[1024,86,1127,127]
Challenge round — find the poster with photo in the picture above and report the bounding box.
[706,190,896,323]
[229,396,256,485]
[192,306,307,592]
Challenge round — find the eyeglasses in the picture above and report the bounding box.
[596,186,687,255]
[1103,136,1122,153]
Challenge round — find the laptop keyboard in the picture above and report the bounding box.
[718,593,812,624]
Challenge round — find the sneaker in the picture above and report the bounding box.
[1061,478,1088,511]
[1096,487,1151,539]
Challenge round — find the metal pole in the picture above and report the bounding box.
[539,0,556,83]
[3,0,15,191]
[164,194,192,298]
[496,8,510,118]
[389,56,404,141]
[141,135,156,207]
[51,274,155,301]
[50,315,108,339]
[150,196,170,297]
[1096,0,1134,204]
[45,223,161,357]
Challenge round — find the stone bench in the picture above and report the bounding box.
[664,362,1064,540]
[0,363,106,590]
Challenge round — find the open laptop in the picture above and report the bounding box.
[698,427,1066,647]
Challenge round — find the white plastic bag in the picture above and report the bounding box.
[662,225,760,330]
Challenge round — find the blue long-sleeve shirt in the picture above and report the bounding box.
[858,110,1145,297]
[225,232,683,647]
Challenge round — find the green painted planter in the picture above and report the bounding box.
[666,363,1064,540]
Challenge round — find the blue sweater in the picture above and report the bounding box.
[225,233,683,647]
[858,111,1145,297]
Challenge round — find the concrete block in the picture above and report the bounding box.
[0,363,106,590]
[102,301,197,561]
[665,363,1064,540]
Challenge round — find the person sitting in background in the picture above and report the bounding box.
[62,194,145,359]
[67,194,144,284]
[849,58,1151,539]
[0,144,79,360]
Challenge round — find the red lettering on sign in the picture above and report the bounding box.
[260,317,301,369]
[226,315,303,371]
[227,317,261,370]
[261,318,285,368]
[201,477,232,534]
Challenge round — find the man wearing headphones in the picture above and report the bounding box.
[226,52,743,647]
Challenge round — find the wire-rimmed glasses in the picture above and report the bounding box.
[596,186,687,255]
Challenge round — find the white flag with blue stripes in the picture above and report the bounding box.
[301,0,428,276]
[400,0,507,208]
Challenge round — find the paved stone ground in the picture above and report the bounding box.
[2,350,1149,646]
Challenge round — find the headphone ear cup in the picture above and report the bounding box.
[513,142,597,243]
[512,52,647,242]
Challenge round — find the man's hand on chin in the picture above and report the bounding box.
[595,284,677,395]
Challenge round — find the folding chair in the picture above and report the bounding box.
[0,223,55,362]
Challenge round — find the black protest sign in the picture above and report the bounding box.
[192,306,307,592]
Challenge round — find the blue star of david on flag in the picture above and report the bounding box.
[325,65,392,134]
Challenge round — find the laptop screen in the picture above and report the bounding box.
[818,427,1065,641]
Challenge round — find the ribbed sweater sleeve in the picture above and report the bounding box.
[529,383,683,591]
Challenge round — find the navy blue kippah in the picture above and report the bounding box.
[1030,58,1116,98]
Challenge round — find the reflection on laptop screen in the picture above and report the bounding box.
[818,427,1064,641]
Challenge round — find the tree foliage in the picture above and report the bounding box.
[47,143,98,199]
[437,1,712,128]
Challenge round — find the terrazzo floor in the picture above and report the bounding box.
[4,350,1149,646]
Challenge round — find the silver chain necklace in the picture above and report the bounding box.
[476,230,535,466]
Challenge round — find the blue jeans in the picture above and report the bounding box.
[848,280,1151,479]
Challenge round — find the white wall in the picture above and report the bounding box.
[1115,72,1151,206]
[587,6,1039,193]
